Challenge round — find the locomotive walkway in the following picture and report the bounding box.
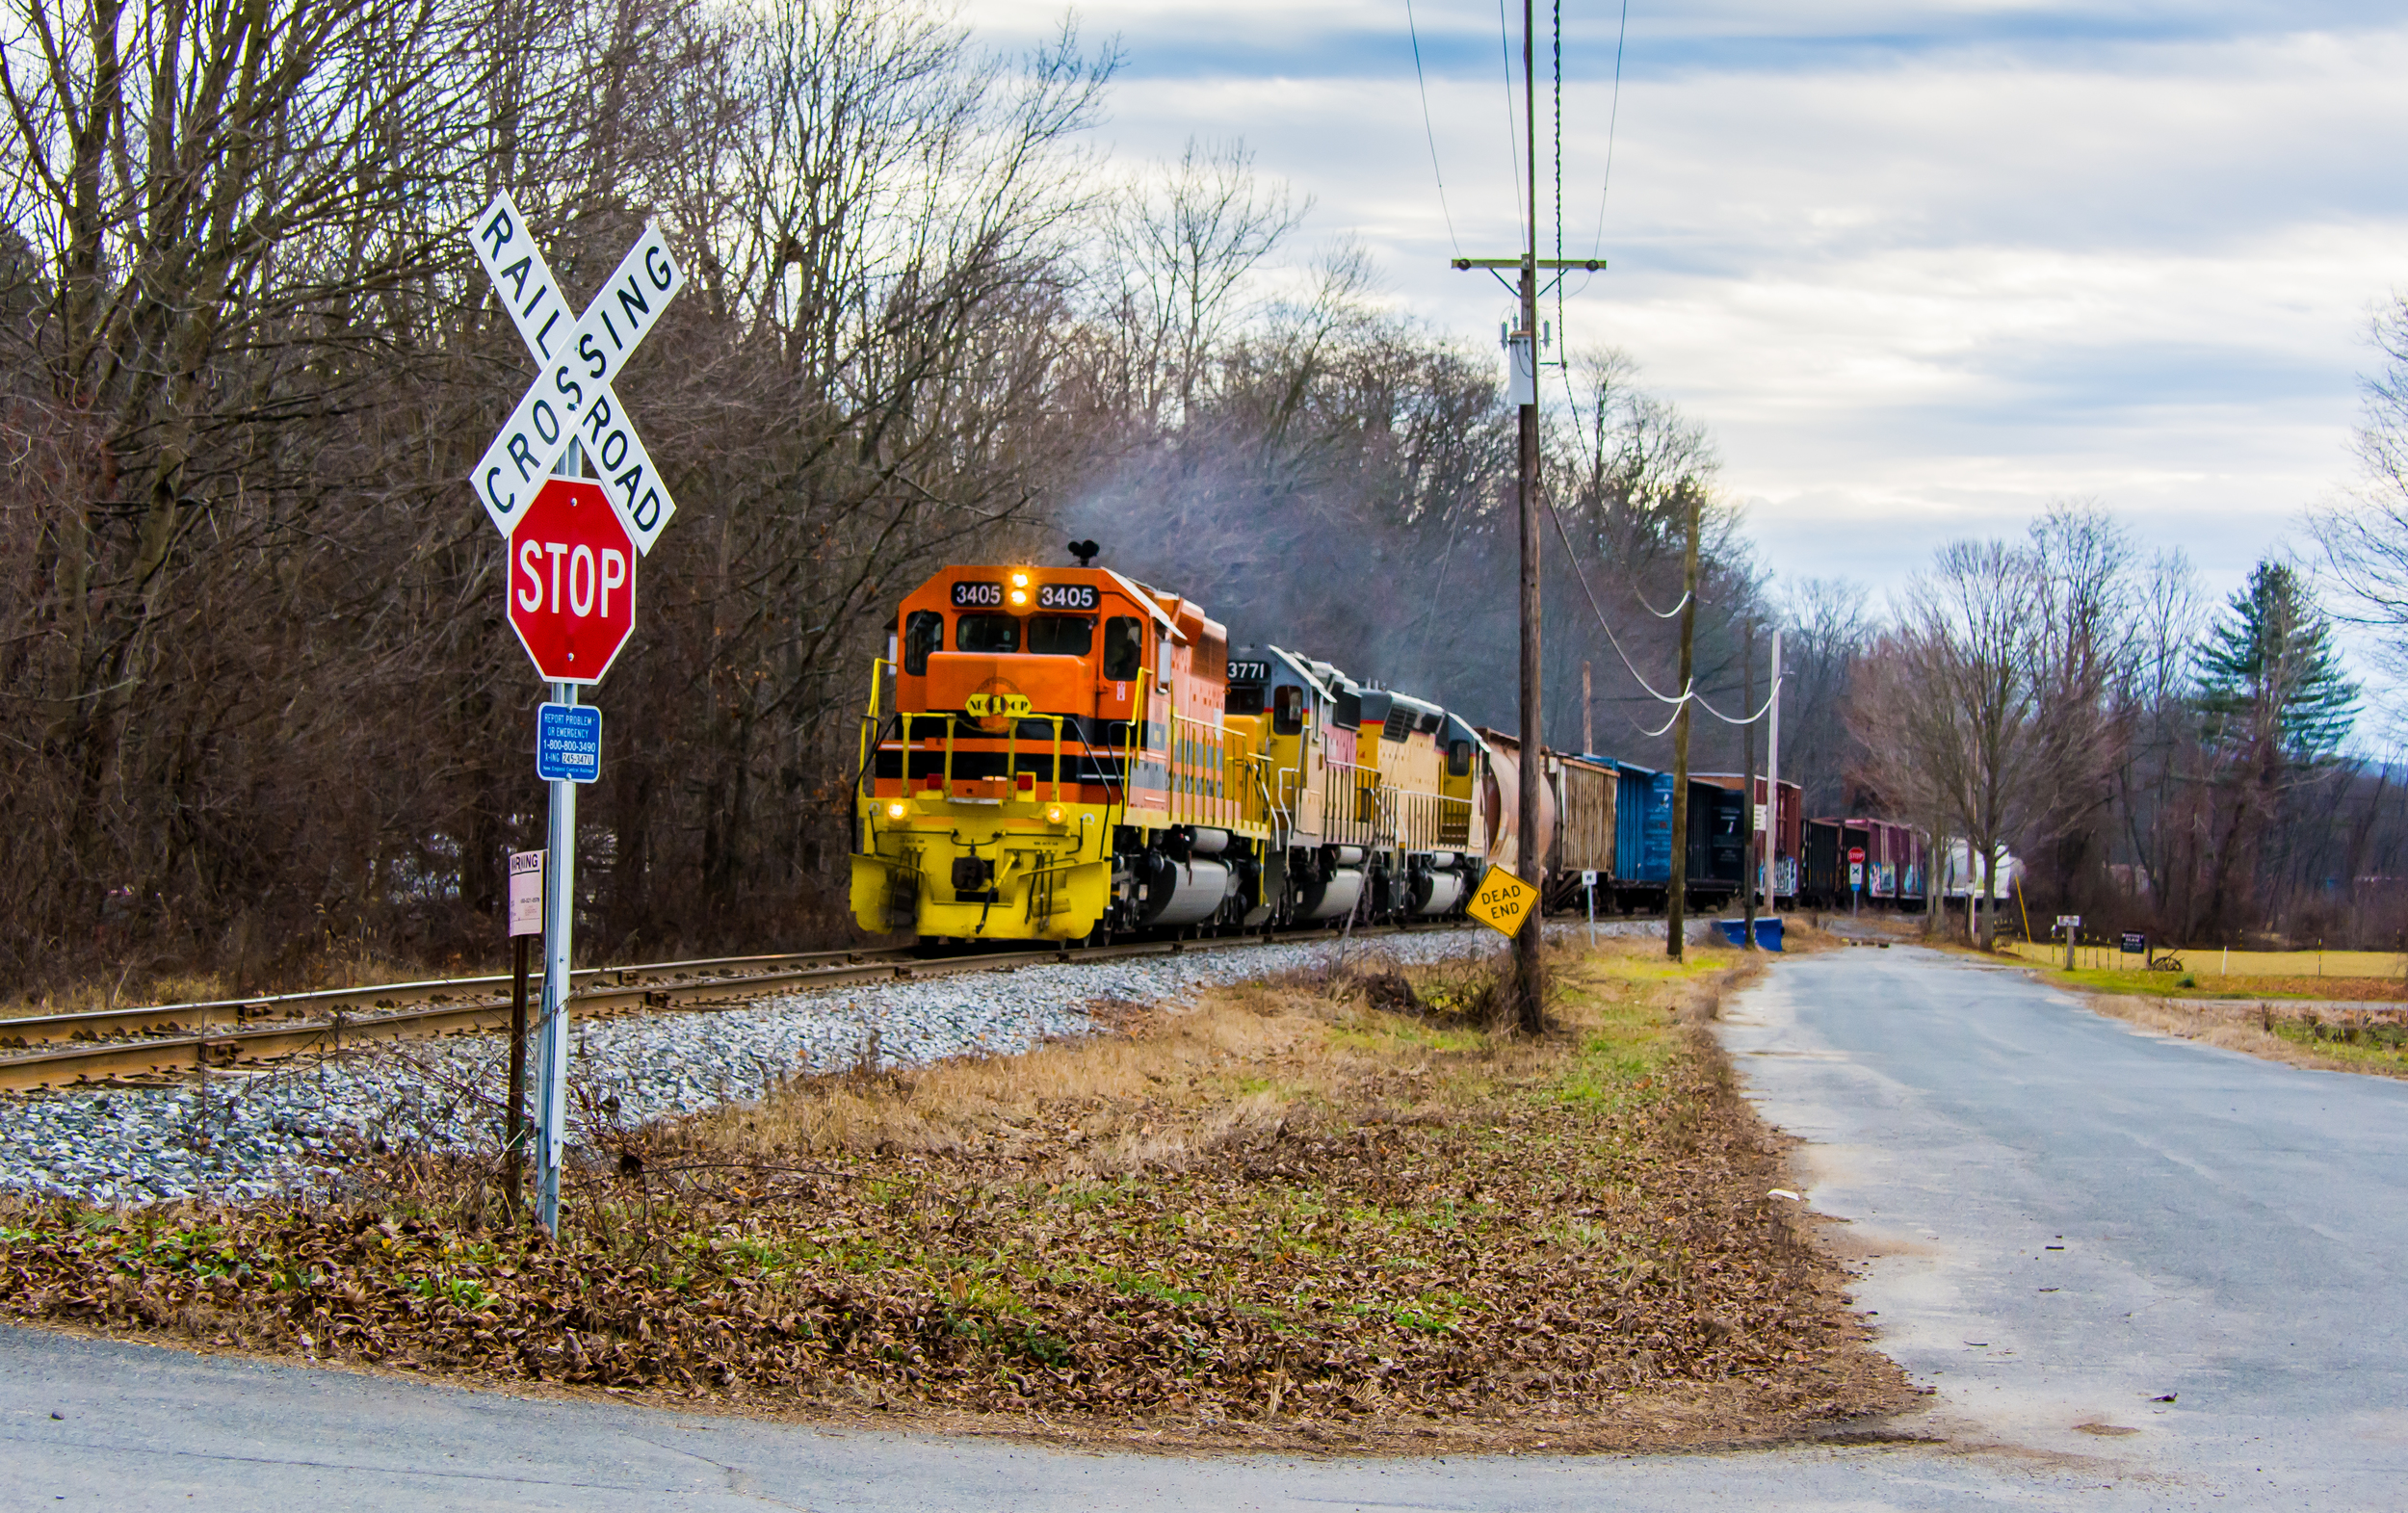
[7,946,2405,1508]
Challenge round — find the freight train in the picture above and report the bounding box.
[848,553,1927,945]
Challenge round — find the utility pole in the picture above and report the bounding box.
[1767,628,1782,918]
[1741,623,1757,952]
[1451,0,1601,1030]
[1665,483,1700,962]
[1583,660,1594,755]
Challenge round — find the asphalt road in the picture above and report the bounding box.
[5,944,2403,1509]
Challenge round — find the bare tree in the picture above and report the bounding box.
[1850,542,2051,947]
[2316,292,2408,715]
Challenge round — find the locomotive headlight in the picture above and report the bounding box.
[1044,804,1065,824]
[1011,571,1029,587]
[1008,589,1027,604]
[885,800,908,821]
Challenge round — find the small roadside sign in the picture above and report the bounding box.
[1847,846,1865,864]
[1469,864,1538,938]
[1581,869,1598,887]
[508,850,545,936]
[1753,802,1767,833]
[537,702,602,782]
[1849,862,1863,887]
[2120,931,2146,954]
[2055,914,2081,929]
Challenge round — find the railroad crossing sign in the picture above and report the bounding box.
[469,191,684,555]
[1469,864,1538,938]
[507,479,636,684]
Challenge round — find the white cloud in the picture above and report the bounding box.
[982,4,2408,666]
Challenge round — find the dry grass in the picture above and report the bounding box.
[2002,941,2408,982]
[2081,992,2408,1079]
[2,945,446,1020]
[0,939,1910,1453]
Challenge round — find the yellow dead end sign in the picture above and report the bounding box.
[1468,864,1538,937]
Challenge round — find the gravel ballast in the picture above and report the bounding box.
[0,930,1497,1207]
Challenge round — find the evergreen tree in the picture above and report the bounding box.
[2195,560,2357,763]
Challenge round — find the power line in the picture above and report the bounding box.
[1496,0,1525,237]
[1404,0,1462,257]
[1591,0,1631,254]
[1543,474,1776,726]
[1554,0,1564,371]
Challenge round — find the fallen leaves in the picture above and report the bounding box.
[0,946,1908,1450]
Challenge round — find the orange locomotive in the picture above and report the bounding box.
[850,549,1516,944]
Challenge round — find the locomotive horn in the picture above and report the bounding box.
[1066,539,1100,566]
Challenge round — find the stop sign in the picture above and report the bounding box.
[508,478,636,684]
[1847,847,1865,864]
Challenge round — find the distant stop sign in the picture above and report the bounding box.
[1847,847,1865,864]
[508,479,635,684]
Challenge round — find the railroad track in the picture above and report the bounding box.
[0,926,1452,1092]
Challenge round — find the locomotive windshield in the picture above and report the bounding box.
[902,610,942,674]
[1027,614,1094,655]
[1102,616,1142,679]
[956,613,1019,653]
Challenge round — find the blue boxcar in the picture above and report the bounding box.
[1612,762,1675,883]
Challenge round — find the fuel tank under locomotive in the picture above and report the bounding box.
[1407,851,1468,916]
[1127,827,1255,928]
[1292,846,1366,922]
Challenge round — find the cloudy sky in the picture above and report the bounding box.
[986,0,2408,621]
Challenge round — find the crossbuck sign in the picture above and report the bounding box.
[469,191,684,555]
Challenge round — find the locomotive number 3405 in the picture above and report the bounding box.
[1037,584,1098,611]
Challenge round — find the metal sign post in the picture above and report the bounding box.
[534,681,578,1230]
[468,190,682,1235]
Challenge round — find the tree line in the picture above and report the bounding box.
[0,0,1762,995]
[6,0,2390,993]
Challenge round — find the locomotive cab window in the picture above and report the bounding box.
[1102,616,1142,680]
[1028,614,1094,656]
[1272,684,1305,736]
[902,611,943,675]
[1447,738,1473,776]
[956,613,1019,654]
[1226,684,1264,716]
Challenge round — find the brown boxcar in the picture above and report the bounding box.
[1547,754,1619,909]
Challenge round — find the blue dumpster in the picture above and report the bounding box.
[1714,918,1785,952]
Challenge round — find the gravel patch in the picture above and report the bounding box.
[0,929,1493,1207]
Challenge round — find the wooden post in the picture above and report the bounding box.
[1666,483,1700,961]
[506,932,531,1213]
[1583,660,1594,756]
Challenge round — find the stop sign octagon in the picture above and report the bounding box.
[509,478,636,685]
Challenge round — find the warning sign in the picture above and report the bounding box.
[1468,864,1538,938]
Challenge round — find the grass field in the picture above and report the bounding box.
[2002,941,2407,986]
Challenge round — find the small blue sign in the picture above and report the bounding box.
[537,702,602,783]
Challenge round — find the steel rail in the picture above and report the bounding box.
[0,926,1453,1092]
[0,948,909,1050]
